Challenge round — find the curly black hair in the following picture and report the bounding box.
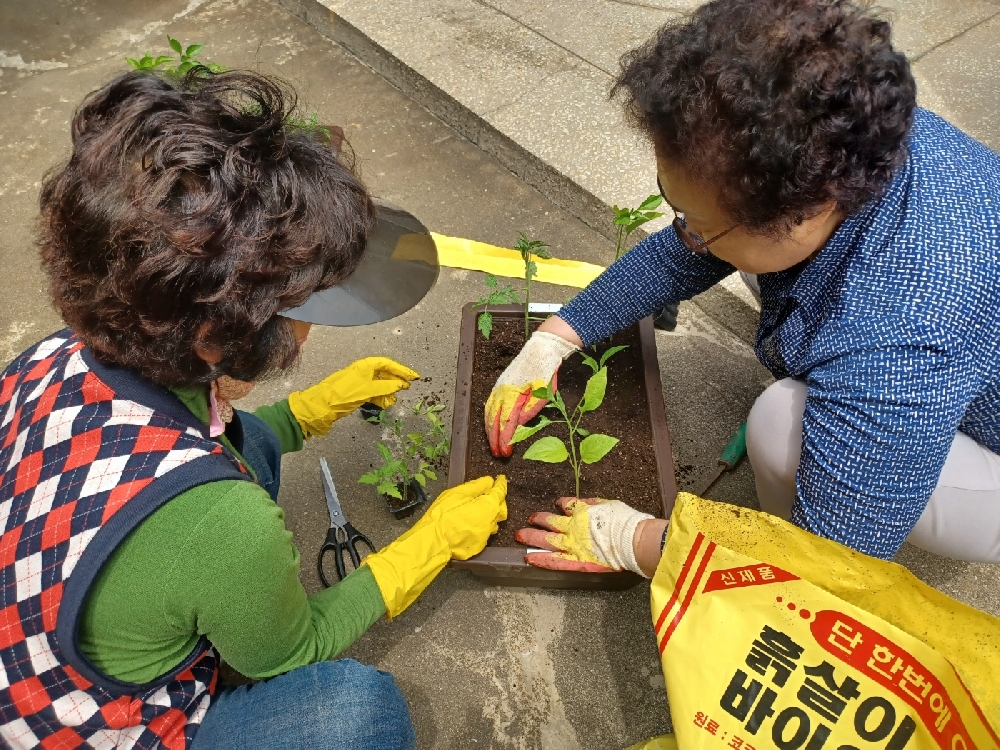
[38,69,375,386]
[613,0,916,233]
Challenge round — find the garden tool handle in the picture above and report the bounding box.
[718,422,747,469]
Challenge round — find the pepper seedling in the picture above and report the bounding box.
[471,232,553,340]
[515,233,551,340]
[612,195,664,262]
[472,274,521,339]
[126,36,225,76]
[508,346,627,497]
[358,401,450,508]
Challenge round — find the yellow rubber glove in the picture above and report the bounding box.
[364,475,508,618]
[288,357,419,439]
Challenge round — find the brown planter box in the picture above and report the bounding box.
[447,303,677,589]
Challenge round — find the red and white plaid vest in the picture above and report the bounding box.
[0,332,250,749]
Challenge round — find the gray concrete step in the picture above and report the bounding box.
[274,0,1000,241]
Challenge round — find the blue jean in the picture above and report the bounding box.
[192,660,416,749]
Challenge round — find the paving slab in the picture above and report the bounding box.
[2,0,999,747]
[911,10,1000,151]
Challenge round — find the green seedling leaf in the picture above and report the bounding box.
[509,416,553,444]
[485,273,498,288]
[185,43,205,57]
[626,214,662,234]
[477,310,493,339]
[153,55,173,67]
[531,386,552,400]
[168,36,183,54]
[576,427,590,437]
[377,481,402,500]
[638,194,663,212]
[358,472,380,485]
[126,57,140,69]
[413,473,426,487]
[407,432,424,445]
[534,246,552,260]
[424,468,437,481]
[429,404,446,413]
[599,345,628,367]
[579,434,619,464]
[613,214,632,227]
[578,353,599,373]
[580,367,608,413]
[377,443,392,462]
[523,436,569,463]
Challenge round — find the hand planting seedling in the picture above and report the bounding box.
[127,36,224,76]
[471,232,553,340]
[508,346,627,498]
[359,400,450,514]
[612,195,664,262]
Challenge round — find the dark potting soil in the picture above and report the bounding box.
[466,317,664,547]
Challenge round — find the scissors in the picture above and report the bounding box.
[317,457,376,587]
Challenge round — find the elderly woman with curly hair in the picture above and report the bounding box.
[0,70,506,749]
[497,0,1000,575]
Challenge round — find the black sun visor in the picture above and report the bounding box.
[281,201,439,326]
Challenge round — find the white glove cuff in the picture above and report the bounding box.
[495,330,579,388]
[589,501,654,577]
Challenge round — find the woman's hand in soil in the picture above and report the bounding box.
[289,357,419,439]
[364,475,508,618]
[515,497,654,577]
[485,330,579,457]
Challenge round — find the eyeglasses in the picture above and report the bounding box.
[657,177,738,255]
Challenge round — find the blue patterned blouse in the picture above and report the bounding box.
[559,109,1000,559]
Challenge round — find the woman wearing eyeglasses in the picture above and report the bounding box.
[486,0,1000,574]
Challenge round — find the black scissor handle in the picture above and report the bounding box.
[317,524,376,588]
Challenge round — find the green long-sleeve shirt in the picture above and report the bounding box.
[78,387,386,684]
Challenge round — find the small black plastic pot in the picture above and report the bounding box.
[384,478,428,518]
[359,402,384,422]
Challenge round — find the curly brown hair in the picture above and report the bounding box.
[613,0,916,234]
[38,69,375,386]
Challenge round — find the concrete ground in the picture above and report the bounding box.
[1,1,998,748]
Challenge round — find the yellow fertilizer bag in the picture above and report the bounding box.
[640,493,1000,750]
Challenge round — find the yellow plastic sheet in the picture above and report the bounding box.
[431,233,605,289]
[645,493,1000,750]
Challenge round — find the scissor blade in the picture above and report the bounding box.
[320,458,346,527]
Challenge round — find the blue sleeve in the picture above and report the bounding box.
[558,226,733,345]
[790,319,980,559]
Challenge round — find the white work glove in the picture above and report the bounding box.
[484,331,579,457]
[514,497,654,577]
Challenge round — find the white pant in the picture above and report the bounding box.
[746,378,1000,562]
